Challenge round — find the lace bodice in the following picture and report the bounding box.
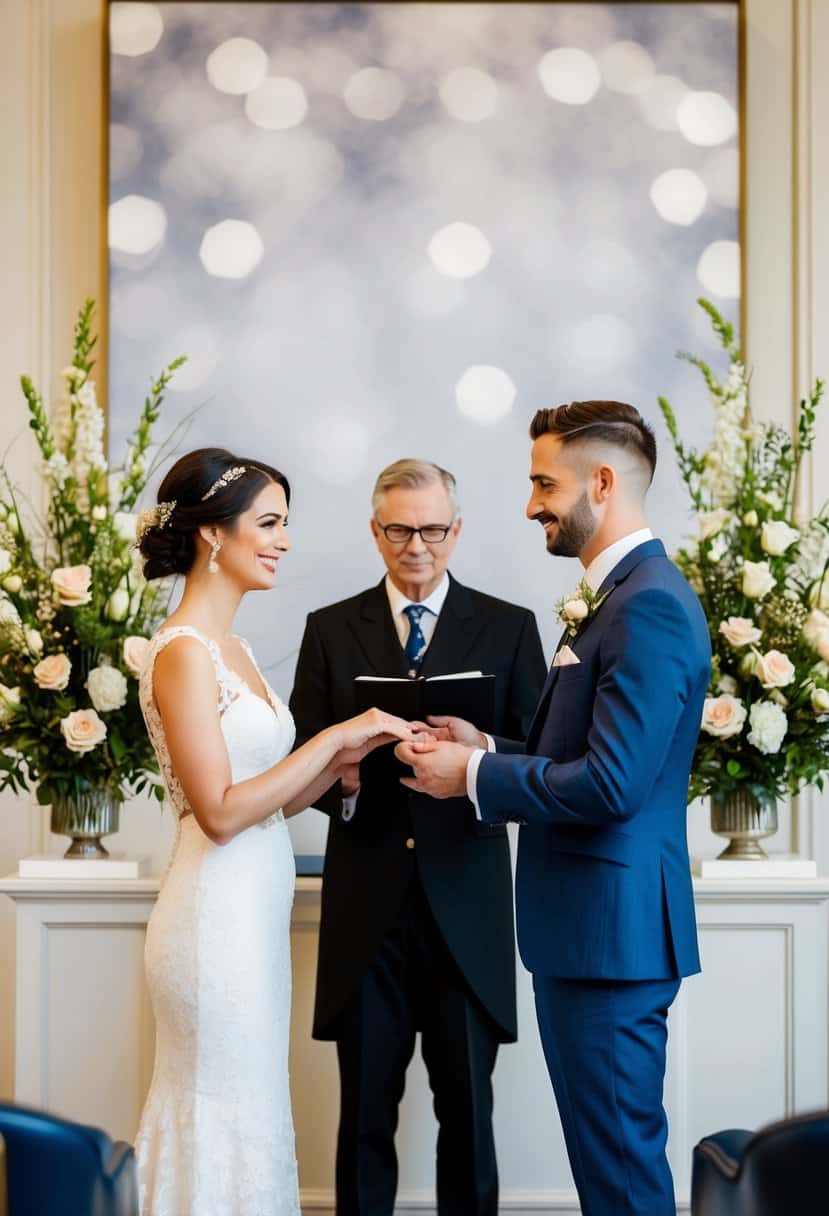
[139,625,296,824]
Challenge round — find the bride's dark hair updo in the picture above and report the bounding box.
[138,447,291,581]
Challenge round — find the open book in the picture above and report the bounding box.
[354,671,495,732]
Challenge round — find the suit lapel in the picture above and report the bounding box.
[525,539,666,753]
[347,581,409,677]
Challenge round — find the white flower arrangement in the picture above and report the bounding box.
[660,298,828,804]
[0,299,185,808]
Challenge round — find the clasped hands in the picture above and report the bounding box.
[333,710,486,800]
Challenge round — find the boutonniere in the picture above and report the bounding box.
[555,580,611,638]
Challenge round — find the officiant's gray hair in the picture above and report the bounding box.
[371,459,460,518]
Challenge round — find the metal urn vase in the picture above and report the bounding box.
[50,784,121,859]
[710,788,778,860]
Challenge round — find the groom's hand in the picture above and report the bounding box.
[395,738,472,799]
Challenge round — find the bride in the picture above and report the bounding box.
[133,447,414,1216]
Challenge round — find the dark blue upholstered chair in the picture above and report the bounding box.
[691,1109,829,1215]
[0,1102,137,1216]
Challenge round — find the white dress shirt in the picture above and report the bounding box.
[466,528,654,814]
[341,573,451,820]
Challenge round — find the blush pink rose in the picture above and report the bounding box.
[754,649,796,689]
[51,564,92,606]
[122,636,151,679]
[33,652,71,691]
[719,616,762,648]
[60,708,106,753]
[701,694,748,738]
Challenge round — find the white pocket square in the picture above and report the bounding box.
[553,645,581,667]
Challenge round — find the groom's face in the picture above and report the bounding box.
[527,434,599,558]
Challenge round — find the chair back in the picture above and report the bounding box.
[0,1102,137,1216]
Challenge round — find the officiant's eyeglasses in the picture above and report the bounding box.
[375,522,453,543]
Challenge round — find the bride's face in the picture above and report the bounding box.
[214,481,290,591]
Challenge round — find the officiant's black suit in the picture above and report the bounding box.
[290,573,545,1216]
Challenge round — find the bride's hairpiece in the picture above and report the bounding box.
[201,465,247,501]
[136,500,177,541]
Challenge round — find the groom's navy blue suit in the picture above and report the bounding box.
[475,538,711,1216]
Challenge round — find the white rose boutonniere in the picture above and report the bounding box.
[555,580,610,638]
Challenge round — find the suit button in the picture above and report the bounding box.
[406,837,415,850]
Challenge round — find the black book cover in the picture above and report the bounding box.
[353,674,495,785]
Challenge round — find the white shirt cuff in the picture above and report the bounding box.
[467,738,494,820]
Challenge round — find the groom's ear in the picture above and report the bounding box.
[592,463,616,503]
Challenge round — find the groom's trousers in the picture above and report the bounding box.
[334,878,500,1216]
[533,975,681,1216]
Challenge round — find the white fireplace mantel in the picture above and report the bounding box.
[2,871,828,1214]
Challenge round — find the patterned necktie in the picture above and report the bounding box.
[403,604,430,674]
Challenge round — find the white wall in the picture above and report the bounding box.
[2,0,829,1190]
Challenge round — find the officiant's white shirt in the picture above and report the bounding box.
[467,528,654,814]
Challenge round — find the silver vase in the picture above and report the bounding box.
[710,788,778,860]
[50,785,121,859]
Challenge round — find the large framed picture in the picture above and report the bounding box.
[108,0,740,844]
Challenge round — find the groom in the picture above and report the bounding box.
[398,400,711,1215]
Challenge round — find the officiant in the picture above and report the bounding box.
[290,458,545,1216]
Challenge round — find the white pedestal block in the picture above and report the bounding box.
[1,873,828,1214]
[697,854,819,878]
[18,855,150,879]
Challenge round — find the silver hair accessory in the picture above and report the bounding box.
[201,465,247,501]
[135,500,177,541]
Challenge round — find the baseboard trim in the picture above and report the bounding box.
[299,1190,691,1213]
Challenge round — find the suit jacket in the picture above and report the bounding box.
[477,539,711,981]
[290,573,546,1041]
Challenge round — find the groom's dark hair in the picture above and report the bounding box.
[530,401,657,485]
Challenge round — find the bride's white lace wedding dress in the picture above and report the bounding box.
[135,625,300,1216]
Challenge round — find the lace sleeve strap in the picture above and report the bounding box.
[145,626,234,708]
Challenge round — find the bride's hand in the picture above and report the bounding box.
[334,708,416,753]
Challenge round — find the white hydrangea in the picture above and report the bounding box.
[747,700,788,755]
[86,664,128,713]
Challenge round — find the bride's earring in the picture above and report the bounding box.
[208,538,222,574]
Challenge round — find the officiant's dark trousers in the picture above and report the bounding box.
[534,974,681,1216]
[334,878,500,1216]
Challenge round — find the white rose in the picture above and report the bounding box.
[0,548,10,576]
[106,588,130,622]
[24,627,43,655]
[699,508,731,541]
[0,683,21,723]
[747,701,788,754]
[123,635,150,678]
[60,708,106,753]
[760,520,799,556]
[91,505,107,522]
[561,597,589,622]
[51,564,92,606]
[701,694,747,738]
[717,675,738,695]
[742,560,775,599]
[2,575,22,594]
[811,686,829,715]
[757,490,783,512]
[708,534,728,563]
[754,649,796,689]
[33,653,71,691]
[803,609,829,649]
[113,512,138,542]
[743,510,759,527]
[86,665,128,713]
[0,597,21,627]
[719,616,762,648]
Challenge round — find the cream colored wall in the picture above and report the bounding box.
[1,0,828,1144]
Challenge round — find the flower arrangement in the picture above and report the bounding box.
[660,299,828,806]
[0,299,183,813]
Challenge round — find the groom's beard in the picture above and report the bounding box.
[543,491,597,557]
